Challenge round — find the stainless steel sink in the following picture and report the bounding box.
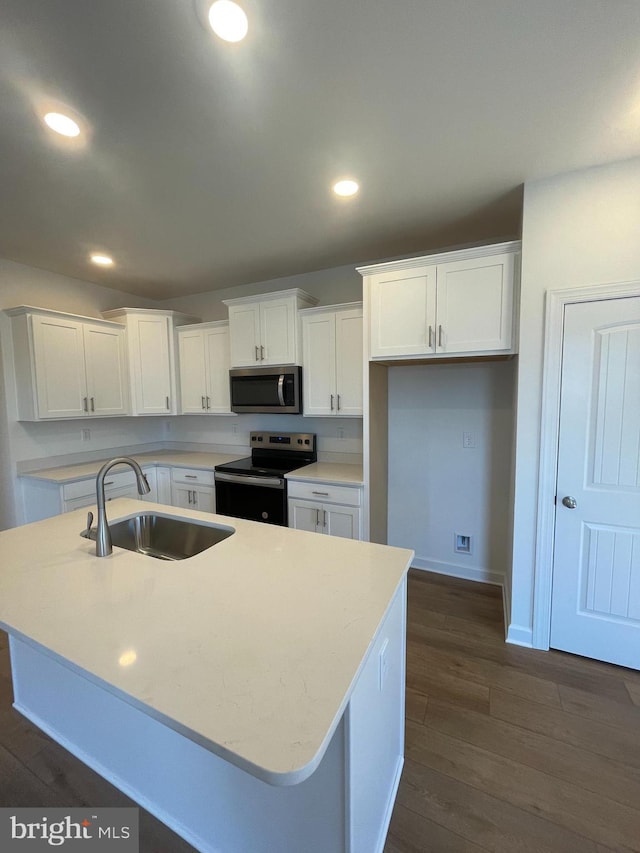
[83,513,235,560]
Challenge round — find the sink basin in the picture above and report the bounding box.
[84,513,235,560]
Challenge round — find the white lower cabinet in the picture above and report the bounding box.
[288,480,363,540]
[171,468,216,513]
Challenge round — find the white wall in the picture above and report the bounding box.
[160,264,363,320]
[511,156,640,643]
[387,361,515,584]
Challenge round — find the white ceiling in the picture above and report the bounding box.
[1,0,640,299]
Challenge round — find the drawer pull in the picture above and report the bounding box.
[104,481,114,486]
[312,490,329,496]
[185,475,198,479]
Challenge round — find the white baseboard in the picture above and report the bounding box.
[505,623,533,647]
[411,557,503,587]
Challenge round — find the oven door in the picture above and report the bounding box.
[214,473,287,526]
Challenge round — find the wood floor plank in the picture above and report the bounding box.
[0,741,67,808]
[490,688,640,770]
[405,720,640,851]
[406,662,491,714]
[385,802,489,852]
[406,687,428,723]
[559,683,640,730]
[407,640,562,707]
[425,698,640,811]
[396,757,599,853]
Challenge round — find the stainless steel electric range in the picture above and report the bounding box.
[214,431,317,526]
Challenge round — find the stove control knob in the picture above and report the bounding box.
[261,511,269,519]
[297,439,302,444]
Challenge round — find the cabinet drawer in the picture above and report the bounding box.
[287,481,362,506]
[171,467,215,486]
[62,470,137,500]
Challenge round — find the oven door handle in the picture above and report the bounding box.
[277,374,285,407]
[215,472,285,489]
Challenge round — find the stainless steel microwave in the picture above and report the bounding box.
[229,366,302,414]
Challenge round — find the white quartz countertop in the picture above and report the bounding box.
[18,451,241,483]
[285,462,363,486]
[0,500,412,785]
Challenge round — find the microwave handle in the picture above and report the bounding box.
[277,374,285,407]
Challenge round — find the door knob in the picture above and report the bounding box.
[562,496,577,509]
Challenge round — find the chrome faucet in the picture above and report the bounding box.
[95,457,150,557]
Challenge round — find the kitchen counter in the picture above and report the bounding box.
[19,450,241,483]
[286,461,363,485]
[0,499,411,851]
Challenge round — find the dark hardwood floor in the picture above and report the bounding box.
[1,570,639,852]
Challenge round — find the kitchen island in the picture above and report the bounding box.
[0,499,413,853]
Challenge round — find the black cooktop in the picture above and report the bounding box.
[214,431,317,479]
[215,456,313,478]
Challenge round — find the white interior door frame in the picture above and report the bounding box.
[533,279,640,649]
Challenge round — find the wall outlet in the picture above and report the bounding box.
[454,533,472,554]
[462,431,476,448]
[81,428,91,442]
[337,427,345,439]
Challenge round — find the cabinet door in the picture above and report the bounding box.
[204,326,232,413]
[156,467,172,504]
[335,308,363,416]
[228,303,261,367]
[83,324,130,417]
[31,315,88,418]
[178,330,207,414]
[436,253,514,354]
[324,504,360,540]
[260,297,297,365]
[171,484,195,509]
[302,313,336,416]
[192,487,215,513]
[129,316,173,414]
[288,499,321,533]
[369,266,437,358]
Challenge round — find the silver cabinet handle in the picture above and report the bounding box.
[202,396,206,410]
[104,480,114,486]
[330,394,334,410]
[323,510,327,527]
[428,325,433,348]
[83,397,88,412]
[315,508,320,525]
[166,396,170,410]
[206,396,211,409]
[185,474,197,479]
[90,397,95,412]
[192,491,198,506]
[562,496,577,509]
[261,345,265,360]
[187,490,192,504]
[438,325,443,348]
[312,491,329,496]
[337,394,341,411]
[255,345,260,362]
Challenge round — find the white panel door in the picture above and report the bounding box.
[369,266,436,357]
[84,324,129,417]
[288,499,321,533]
[179,330,207,414]
[325,505,360,540]
[335,308,363,416]
[131,316,172,414]
[204,325,231,413]
[302,313,336,416]
[228,304,261,367]
[260,298,296,365]
[436,253,514,353]
[550,296,640,668]
[31,315,87,418]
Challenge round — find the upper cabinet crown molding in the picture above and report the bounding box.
[101,308,199,416]
[223,288,318,368]
[361,242,520,362]
[7,306,130,421]
[356,240,521,277]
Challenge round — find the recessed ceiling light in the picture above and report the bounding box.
[208,0,248,42]
[43,112,81,138]
[333,179,359,198]
[90,254,114,267]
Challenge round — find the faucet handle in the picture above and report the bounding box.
[81,511,94,540]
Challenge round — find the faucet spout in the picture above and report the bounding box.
[95,457,151,557]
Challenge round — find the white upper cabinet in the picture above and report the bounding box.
[223,289,318,368]
[301,303,363,417]
[7,308,129,421]
[361,242,519,361]
[177,321,232,415]
[102,309,198,415]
